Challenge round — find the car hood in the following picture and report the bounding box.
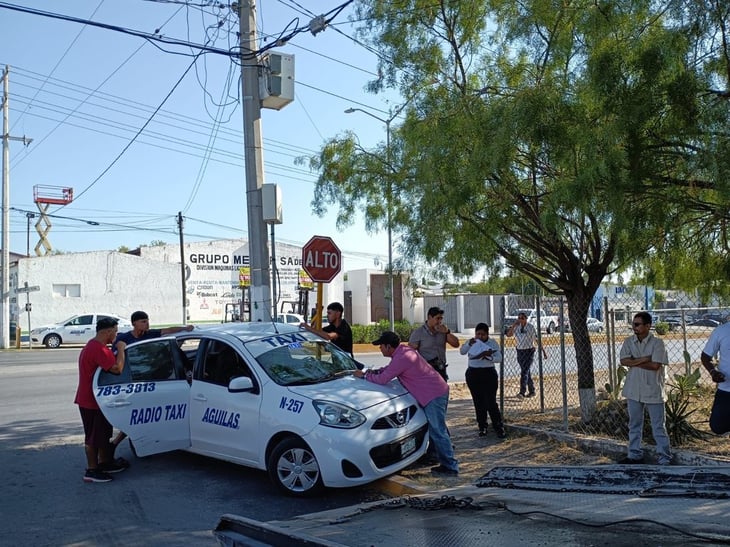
[286,375,410,411]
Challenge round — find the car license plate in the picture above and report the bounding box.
[400,436,416,457]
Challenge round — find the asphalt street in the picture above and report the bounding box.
[0,349,382,546]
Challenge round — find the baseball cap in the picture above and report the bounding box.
[371,331,400,347]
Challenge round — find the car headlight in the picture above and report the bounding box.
[30,327,48,335]
[312,400,366,429]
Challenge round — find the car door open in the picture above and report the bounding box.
[93,339,191,457]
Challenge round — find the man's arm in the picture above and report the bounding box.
[620,354,660,371]
[109,341,126,374]
[407,329,421,350]
[160,324,194,336]
[299,322,337,342]
[701,351,726,383]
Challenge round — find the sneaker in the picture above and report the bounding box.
[618,456,645,464]
[496,429,507,439]
[83,468,113,483]
[516,393,525,398]
[430,465,459,476]
[478,429,487,437]
[99,458,129,474]
[526,392,536,398]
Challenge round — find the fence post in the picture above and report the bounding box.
[559,296,568,431]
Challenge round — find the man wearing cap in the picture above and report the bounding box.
[354,331,459,476]
[74,317,127,483]
[109,311,195,457]
[408,306,459,381]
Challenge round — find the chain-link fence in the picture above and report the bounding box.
[494,292,728,458]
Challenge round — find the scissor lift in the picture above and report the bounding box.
[33,185,73,256]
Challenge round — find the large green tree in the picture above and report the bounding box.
[304,0,728,420]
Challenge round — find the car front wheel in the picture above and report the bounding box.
[546,321,555,334]
[44,334,62,349]
[268,437,323,497]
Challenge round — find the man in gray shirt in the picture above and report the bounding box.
[409,306,459,381]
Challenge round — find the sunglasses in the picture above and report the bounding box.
[632,322,645,327]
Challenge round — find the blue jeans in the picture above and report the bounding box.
[627,398,672,464]
[422,394,458,472]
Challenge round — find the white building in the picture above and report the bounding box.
[8,239,416,330]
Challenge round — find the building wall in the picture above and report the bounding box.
[345,269,415,325]
[9,239,347,328]
[12,251,180,328]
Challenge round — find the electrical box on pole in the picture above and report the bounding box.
[259,52,294,111]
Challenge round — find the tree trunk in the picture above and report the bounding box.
[566,293,596,422]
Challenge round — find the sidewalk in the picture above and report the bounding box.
[213,385,730,546]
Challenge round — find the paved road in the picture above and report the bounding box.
[0,349,387,546]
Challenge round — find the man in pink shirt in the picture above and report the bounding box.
[354,331,459,476]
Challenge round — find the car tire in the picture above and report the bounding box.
[547,322,555,334]
[268,437,324,497]
[44,334,62,349]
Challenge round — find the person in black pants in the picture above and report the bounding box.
[460,323,506,438]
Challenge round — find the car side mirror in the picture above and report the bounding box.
[228,376,254,393]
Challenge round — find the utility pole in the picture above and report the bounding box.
[1,66,33,349]
[177,212,187,325]
[237,2,272,321]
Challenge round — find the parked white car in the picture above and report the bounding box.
[93,323,428,496]
[30,313,132,348]
[275,313,305,325]
[586,317,605,333]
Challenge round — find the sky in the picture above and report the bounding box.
[0,0,401,272]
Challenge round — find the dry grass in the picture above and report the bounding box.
[398,380,730,490]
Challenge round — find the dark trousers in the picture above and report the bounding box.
[710,388,730,435]
[516,348,536,395]
[465,367,503,432]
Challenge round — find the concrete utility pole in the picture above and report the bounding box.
[237,2,272,321]
[2,66,33,348]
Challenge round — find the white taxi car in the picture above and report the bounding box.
[31,313,132,348]
[93,323,428,496]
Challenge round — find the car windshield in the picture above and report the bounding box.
[249,336,359,386]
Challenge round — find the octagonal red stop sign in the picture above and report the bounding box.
[302,236,341,283]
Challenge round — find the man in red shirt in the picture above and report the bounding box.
[74,317,127,483]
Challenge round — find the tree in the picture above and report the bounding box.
[304,0,722,420]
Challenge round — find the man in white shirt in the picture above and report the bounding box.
[618,312,671,464]
[700,322,730,434]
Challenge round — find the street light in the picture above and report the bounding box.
[344,105,409,331]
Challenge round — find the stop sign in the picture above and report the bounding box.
[302,236,342,283]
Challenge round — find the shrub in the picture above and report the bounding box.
[351,320,418,344]
[654,321,669,335]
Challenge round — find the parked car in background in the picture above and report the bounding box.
[688,318,721,328]
[504,308,559,334]
[586,318,605,333]
[561,317,604,333]
[275,313,306,326]
[30,313,132,348]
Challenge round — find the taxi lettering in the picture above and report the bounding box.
[130,406,163,425]
[259,332,307,348]
[279,396,304,414]
[202,407,240,429]
[165,403,187,420]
